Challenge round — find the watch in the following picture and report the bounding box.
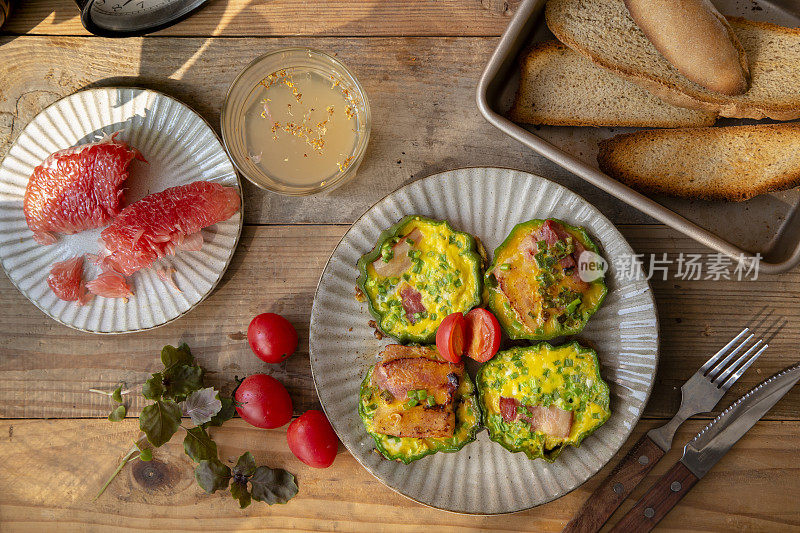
[74,0,210,37]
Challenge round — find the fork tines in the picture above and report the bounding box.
[700,327,769,391]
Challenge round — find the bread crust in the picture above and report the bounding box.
[597,123,800,201]
[624,0,749,96]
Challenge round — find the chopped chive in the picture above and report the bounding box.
[499,263,511,271]
[565,298,582,314]
[417,390,427,400]
[564,358,574,367]
[426,396,436,407]
[404,399,418,409]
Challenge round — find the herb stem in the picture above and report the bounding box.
[93,434,147,501]
[89,388,134,397]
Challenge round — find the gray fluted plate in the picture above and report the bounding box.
[309,168,658,514]
[0,87,242,333]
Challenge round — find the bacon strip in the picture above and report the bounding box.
[499,396,573,439]
[371,227,422,277]
[399,284,426,324]
[523,219,589,287]
[370,345,463,438]
[372,355,459,404]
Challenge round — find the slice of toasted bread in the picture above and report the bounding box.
[597,123,800,201]
[545,0,800,120]
[508,41,716,128]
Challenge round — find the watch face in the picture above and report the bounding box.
[91,0,177,15]
[82,0,209,36]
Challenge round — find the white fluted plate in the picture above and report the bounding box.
[309,168,658,514]
[0,87,243,333]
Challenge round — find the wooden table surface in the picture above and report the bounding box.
[1,2,799,531]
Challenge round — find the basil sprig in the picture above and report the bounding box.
[93,343,298,508]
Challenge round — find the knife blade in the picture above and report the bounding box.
[610,362,800,533]
[682,362,800,478]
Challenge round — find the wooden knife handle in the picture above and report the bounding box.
[609,461,700,533]
[562,434,665,533]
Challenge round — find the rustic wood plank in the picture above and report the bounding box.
[2,0,514,37]
[0,34,656,226]
[1,224,799,420]
[0,418,796,531]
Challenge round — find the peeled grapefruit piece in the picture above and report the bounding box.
[48,256,91,305]
[23,135,144,245]
[86,271,133,299]
[100,181,240,276]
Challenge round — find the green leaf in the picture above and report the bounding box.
[230,479,252,509]
[206,396,236,427]
[142,373,164,400]
[111,385,123,403]
[183,426,218,463]
[180,387,223,426]
[232,451,256,478]
[161,343,194,370]
[250,466,298,505]
[162,364,203,402]
[108,404,126,422]
[139,399,181,447]
[139,448,153,462]
[195,459,231,494]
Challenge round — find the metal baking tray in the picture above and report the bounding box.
[477,0,800,274]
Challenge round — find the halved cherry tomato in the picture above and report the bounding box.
[463,308,501,362]
[436,312,466,363]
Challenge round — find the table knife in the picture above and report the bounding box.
[610,363,800,533]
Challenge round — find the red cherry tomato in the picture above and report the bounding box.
[247,313,299,364]
[463,308,501,362]
[234,374,293,429]
[286,410,339,468]
[436,312,466,363]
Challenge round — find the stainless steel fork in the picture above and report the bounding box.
[563,328,767,533]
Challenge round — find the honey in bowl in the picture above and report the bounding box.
[221,48,371,196]
[245,68,358,187]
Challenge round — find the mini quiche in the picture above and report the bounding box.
[484,218,607,340]
[476,342,610,462]
[358,344,481,463]
[357,215,483,344]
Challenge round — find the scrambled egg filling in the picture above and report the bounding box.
[360,361,480,463]
[487,222,605,338]
[479,343,610,458]
[364,218,480,340]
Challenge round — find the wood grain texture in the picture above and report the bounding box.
[0,419,796,532]
[1,224,799,420]
[563,435,665,533]
[0,34,657,225]
[2,0,514,37]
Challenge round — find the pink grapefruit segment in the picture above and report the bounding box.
[48,255,91,305]
[86,271,133,299]
[100,181,240,275]
[23,135,144,245]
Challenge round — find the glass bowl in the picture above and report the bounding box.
[221,48,371,196]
